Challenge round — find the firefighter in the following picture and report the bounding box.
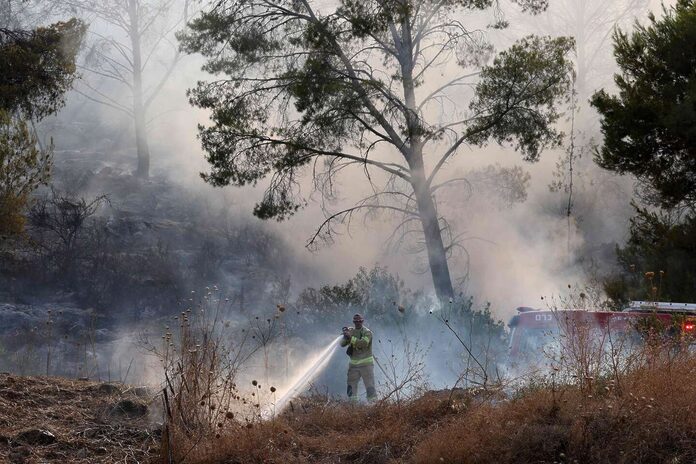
[340,313,376,402]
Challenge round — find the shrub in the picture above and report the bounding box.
[0,110,51,240]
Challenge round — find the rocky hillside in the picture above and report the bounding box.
[0,149,300,378]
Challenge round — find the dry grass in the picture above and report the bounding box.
[166,351,696,464]
[414,354,696,464]
[0,373,158,463]
[2,350,694,463]
[158,291,696,464]
[167,390,461,464]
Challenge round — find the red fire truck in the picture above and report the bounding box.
[508,301,696,359]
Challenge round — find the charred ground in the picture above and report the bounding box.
[0,373,158,463]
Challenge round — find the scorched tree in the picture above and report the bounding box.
[181,0,574,302]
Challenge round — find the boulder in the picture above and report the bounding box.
[14,428,57,446]
[109,399,147,418]
[96,383,121,395]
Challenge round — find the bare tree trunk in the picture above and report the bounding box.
[129,0,150,178]
[410,156,455,302]
[573,0,587,98]
[398,19,454,302]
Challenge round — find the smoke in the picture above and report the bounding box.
[53,0,643,306]
[3,0,672,397]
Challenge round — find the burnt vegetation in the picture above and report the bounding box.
[0,171,296,319]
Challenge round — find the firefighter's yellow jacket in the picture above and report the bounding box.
[340,326,374,366]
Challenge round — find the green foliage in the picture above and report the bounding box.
[468,36,575,161]
[293,265,507,354]
[295,266,425,325]
[181,0,574,221]
[339,0,398,38]
[0,18,86,120]
[0,19,84,239]
[182,0,572,301]
[591,0,696,208]
[0,110,51,239]
[595,0,696,306]
[438,295,508,345]
[604,206,696,304]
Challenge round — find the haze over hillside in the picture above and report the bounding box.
[1,1,695,462]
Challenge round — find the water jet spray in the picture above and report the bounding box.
[262,336,342,418]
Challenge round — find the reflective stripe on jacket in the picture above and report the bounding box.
[340,326,374,366]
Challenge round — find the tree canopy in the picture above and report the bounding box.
[182,0,573,300]
[61,0,192,177]
[0,18,86,120]
[594,1,696,304]
[0,19,85,240]
[591,0,696,208]
[604,206,696,305]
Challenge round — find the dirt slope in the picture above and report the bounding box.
[0,373,159,463]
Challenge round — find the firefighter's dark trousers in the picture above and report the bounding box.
[347,364,376,402]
